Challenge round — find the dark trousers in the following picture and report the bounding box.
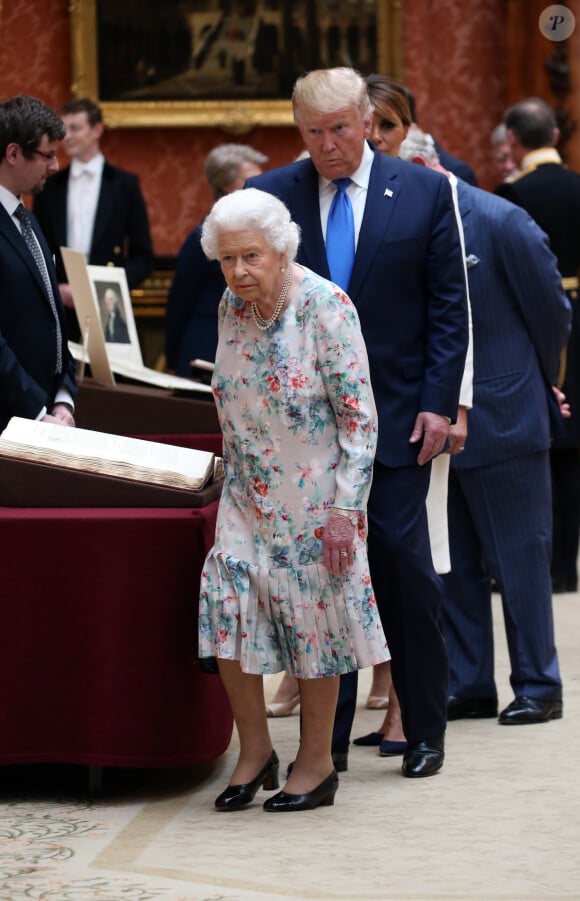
[443,453,562,701]
[332,461,448,751]
[550,446,580,588]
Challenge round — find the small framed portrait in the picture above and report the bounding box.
[87,266,143,366]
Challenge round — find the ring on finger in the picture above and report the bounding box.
[339,550,348,558]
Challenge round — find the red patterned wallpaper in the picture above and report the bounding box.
[0,0,577,255]
[403,0,508,187]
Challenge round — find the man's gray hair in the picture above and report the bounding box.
[201,188,301,262]
[292,67,372,124]
[204,144,269,199]
[399,125,440,165]
[491,123,508,147]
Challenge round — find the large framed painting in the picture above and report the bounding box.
[69,0,402,129]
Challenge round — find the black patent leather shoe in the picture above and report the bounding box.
[498,697,563,725]
[287,750,347,777]
[215,750,279,810]
[447,695,498,720]
[263,769,339,812]
[402,733,445,778]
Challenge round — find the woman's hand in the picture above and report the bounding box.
[553,386,571,419]
[323,512,356,577]
[447,405,468,455]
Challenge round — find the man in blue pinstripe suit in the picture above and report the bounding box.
[401,128,571,725]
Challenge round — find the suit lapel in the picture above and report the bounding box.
[349,153,401,300]
[292,164,330,279]
[91,162,115,254]
[455,179,473,241]
[0,205,52,303]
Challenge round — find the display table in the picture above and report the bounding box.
[0,501,233,768]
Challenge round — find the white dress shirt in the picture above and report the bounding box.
[67,153,104,259]
[318,141,374,246]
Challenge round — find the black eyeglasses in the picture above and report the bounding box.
[32,148,58,162]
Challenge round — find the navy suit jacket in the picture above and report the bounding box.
[434,142,478,187]
[248,151,468,467]
[0,204,77,431]
[165,220,224,373]
[33,161,153,289]
[451,180,571,471]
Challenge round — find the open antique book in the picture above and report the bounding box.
[0,418,222,492]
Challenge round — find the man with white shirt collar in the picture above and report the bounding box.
[0,94,77,431]
[33,98,153,341]
[247,66,468,778]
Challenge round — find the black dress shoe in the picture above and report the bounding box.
[402,734,444,778]
[263,770,339,812]
[287,750,347,777]
[215,750,279,810]
[498,696,563,725]
[551,578,577,594]
[447,695,498,720]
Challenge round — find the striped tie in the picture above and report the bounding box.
[14,203,62,374]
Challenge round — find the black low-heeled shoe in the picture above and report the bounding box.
[263,769,338,812]
[215,750,279,810]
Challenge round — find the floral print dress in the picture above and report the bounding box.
[199,266,389,678]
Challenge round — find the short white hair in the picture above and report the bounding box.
[491,123,508,147]
[399,125,440,165]
[201,188,301,261]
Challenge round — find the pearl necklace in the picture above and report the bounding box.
[251,268,292,331]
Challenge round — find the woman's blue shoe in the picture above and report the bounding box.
[379,739,408,756]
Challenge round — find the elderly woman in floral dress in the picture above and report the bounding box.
[198,188,388,813]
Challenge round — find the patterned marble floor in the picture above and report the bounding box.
[1,593,579,901]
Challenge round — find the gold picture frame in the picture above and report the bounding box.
[69,0,402,130]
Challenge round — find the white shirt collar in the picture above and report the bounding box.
[319,141,374,194]
[70,152,105,179]
[0,184,23,218]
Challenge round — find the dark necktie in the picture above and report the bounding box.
[14,203,63,374]
[326,178,355,291]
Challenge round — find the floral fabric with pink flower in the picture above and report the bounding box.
[199,266,389,678]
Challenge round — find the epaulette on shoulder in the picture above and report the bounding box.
[503,166,531,185]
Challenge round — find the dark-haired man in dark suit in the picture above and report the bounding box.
[0,94,76,431]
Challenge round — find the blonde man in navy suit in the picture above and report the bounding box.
[0,95,77,432]
[248,67,469,778]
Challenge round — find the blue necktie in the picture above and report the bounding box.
[326,178,355,290]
